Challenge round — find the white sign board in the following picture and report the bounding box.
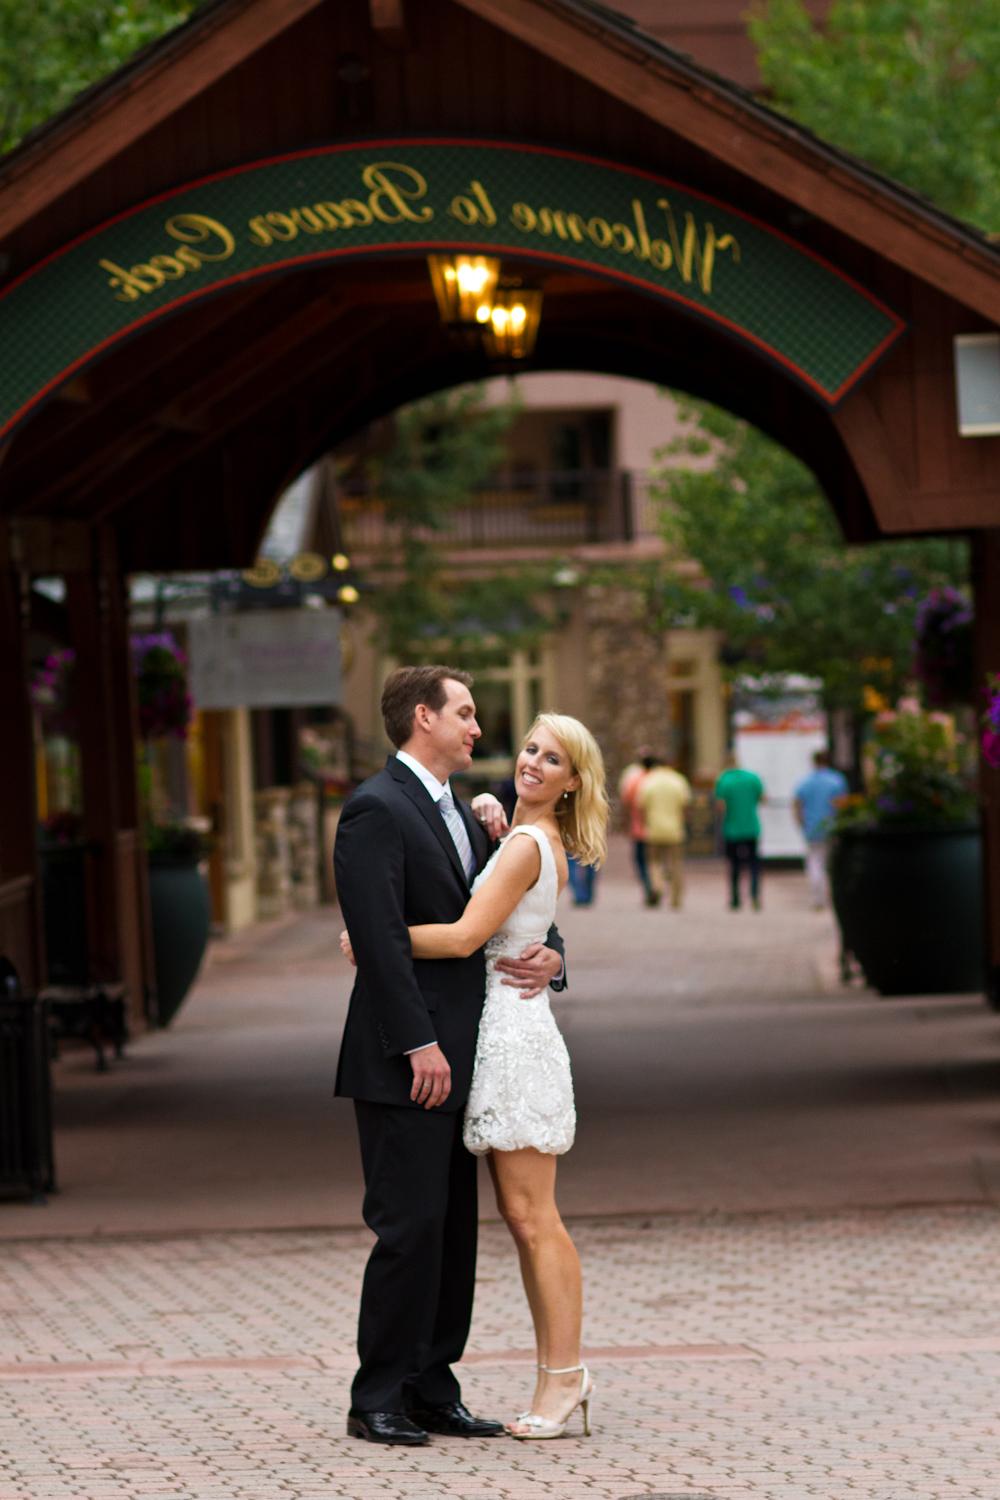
[735,728,827,859]
[188,610,342,710]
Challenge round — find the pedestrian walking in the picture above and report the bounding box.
[637,755,692,909]
[567,852,598,905]
[794,750,849,909]
[618,747,656,906]
[714,753,765,910]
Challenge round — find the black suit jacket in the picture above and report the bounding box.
[334,755,565,1112]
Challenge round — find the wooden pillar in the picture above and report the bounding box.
[65,527,153,1023]
[0,524,43,988]
[972,529,1000,1008]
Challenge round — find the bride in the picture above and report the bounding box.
[407,712,608,1439]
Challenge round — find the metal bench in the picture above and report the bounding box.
[42,982,129,1072]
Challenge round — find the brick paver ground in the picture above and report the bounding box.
[3,842,1000,1498]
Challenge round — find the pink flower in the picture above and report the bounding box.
[983,729,1000,770]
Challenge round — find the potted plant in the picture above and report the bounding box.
[981,675,1000,770]
[133,632,210,1026]
[144,820,211,1027]
[830,700,982,995]
[913,587,974,708]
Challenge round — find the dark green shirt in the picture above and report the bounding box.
[715,767,764,840]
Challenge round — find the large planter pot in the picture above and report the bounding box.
[40,842,90,983]
[147,853,211,1026]
[830,824,984,996]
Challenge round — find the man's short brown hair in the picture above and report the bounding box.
[381,665,474,748]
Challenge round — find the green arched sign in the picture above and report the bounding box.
[0,138,905,439]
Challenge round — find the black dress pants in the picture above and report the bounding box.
[352,1100,478,1412]
[725,837,761,906]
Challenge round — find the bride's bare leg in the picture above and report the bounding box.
[489,1147,584,1426]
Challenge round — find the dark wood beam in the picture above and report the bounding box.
[370,0,407,45]
[94,308,390,525]
[0,524,43,987]
[454,0,1000,320]
[973,530,1000,1008]
[0,0,327,244]
[65,528,152,1018]
[10,286,341,511]
[3,280,293,486]
[155,290,350,431]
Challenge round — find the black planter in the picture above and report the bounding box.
[830,824,984,996]
[147,853,211,1026]
[40,842,90,983]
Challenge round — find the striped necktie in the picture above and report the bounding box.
[438,789,476,880]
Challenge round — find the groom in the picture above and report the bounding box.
[334,665,566,1445]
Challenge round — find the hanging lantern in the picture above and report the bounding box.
[427,254,501,326]
[478,287,543,360]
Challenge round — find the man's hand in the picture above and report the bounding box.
[409,1043,451,1109]
[471,792,509,841]
[339,929,357,967]
[495,942,563,999]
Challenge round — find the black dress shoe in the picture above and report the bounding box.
[347,1410,429,1445]
[404,1400,504,1437]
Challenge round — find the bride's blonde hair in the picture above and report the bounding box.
[526,712,608,868]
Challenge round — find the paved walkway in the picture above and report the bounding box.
[3,841,1000,1498]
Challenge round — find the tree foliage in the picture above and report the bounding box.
[749,0,1000,231]
[359,386,564,661]
[649,399,968,713]
[0,1,199,154]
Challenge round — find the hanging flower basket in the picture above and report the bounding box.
[30,648,78,736]
[132,632,193,740]
[981,675,1000,769]
[913,587,974,708]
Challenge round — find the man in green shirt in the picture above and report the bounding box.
[714,755,765,910]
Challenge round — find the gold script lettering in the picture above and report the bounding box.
[469,179,497,226]
[361,162,433,224]
[290,207,327,235]
[148,254,187,279]
[448,179,498,226]
[166,214,235,263]
[658,198,739,294]
[264,211,298,241]
[630,199,671,271]
[100,214,235,300]
[99,259,159,302]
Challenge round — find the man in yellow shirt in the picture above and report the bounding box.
[637,756,693,909]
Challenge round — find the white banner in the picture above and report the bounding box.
[188,610,342,710]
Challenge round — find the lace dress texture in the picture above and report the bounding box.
[463,824,576,1156]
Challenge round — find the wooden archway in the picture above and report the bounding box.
[1,0,998,1008]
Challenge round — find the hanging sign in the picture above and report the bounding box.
[0,138,906,438]
[188,609,342,710]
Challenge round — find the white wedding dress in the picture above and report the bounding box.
[463,824,576,1156]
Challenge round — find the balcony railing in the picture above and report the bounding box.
[336,470,648,551]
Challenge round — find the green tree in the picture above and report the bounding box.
[0,1,199,154]
[649,399,968,715]
[749,0,1000,230]
[358,385,563,661]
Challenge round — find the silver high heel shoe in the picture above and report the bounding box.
[507,1363,594,1440]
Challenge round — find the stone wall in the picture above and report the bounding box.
[581,583,672,796]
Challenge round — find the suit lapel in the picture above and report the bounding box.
[388,756,469,890]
